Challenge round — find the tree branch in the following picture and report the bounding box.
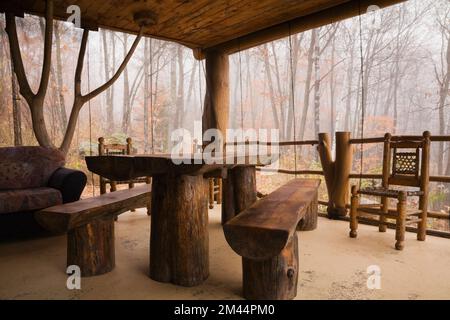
[82,27,144,102]
[75,29,89,97]
[4,12,33,103]
[36,0,54,99]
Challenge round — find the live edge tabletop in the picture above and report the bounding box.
[85,153,259,180]
[84,153,259,287]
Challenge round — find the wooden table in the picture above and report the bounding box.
[86,154,257,286]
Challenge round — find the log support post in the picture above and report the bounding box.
[67,216,115,277]
[222,166,257,224]
[242,233,298,300]
[202,50,230,216]
[150,173,209,286]
[318,131,353,218]
[202,50,229,146]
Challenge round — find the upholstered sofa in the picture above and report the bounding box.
[0,146,87,238]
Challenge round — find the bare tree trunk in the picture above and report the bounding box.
[286,34,300,141]
[5,3,54,148]
[261,45,280,134]
[176,45,184,128]
[352,68,362,137]
[169,46,177,135]
[392,25,402,135]
[329,37,336,143]
[371,65,382,117]
[121,34,131,134]
[298,30,316,141]
[246,51,258,129]
[383,70,394,115]
[153,44,161,151]
[186,57,197,108]
[270,42,285,136]
[60,28,143,154]
[6,9,141,154]
[2,18,22,146]
[313,33,321,150]
[392,60,400,134]
[437,36,450,175]
[143,38,150,152]
[101,29,115,135]
[54,23,67,133]
[39,19,63,139]
[344,41,354,131]
[10,61,22,146]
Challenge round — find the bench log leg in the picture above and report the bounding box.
[222,166,257,225]
[297,192,318,231]
[67,216,115,277]
[150,173,209,287]
[242,233,298,300]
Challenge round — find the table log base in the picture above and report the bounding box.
[150,173,209,286]
[222,166,257,224]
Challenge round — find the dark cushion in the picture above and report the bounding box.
[0,146,65,190]
[0,187,63,214]
[48,168,87,203]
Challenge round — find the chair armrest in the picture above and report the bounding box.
[47,168,87,203]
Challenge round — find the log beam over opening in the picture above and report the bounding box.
[201,0,406,57]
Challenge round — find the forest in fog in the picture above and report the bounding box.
[0,0,449,214]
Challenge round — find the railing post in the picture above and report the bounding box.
[318,131,352,218]
[317,133,334,214]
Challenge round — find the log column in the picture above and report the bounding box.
[242,233,298,300]
[67,216,115,277]
[222,166,257,224]
[202,50,229,144]
[200,50,254,226]
[150,173,209,287]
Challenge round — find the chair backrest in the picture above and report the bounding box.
[381,131,431,191]
[98,137,133,156]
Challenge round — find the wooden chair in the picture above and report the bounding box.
[209,178,222,209]
[98,137,151,216]
[349,131,431,250]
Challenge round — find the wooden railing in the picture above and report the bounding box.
[228,133,450,237]
[225,136,450,183]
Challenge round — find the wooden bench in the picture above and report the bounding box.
[35,184,151,277]
[223,178,320,300]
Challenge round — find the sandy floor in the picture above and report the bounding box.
[1,206,450,300]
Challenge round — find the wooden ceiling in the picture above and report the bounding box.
[1,0,404,54]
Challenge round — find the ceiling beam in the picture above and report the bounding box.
[199,0,406,58]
